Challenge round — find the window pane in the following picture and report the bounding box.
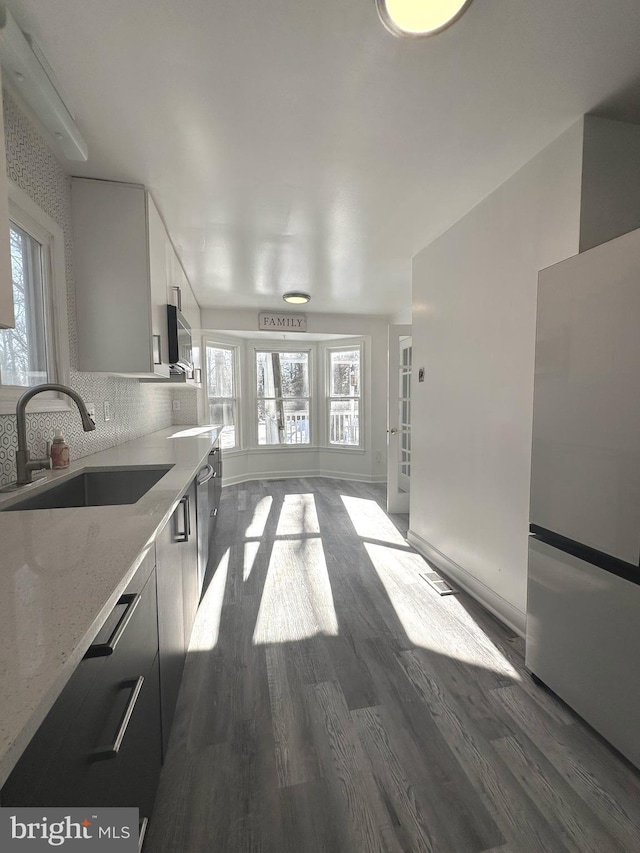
[329,400,360,445]
[206,346,234,397]
[208,400,236,449]
[256,351,276,398]
[282,401,309,444]
[280,352,308,397]
[258,399,281,445]
[258,399,310,445]
[257,351,308,398]
[330,349,360,397]
[0,224,47,387]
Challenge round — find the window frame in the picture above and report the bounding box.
[203,337,241,451]
[0,181,70,414]
[325,342,364,450]
[252,343,314,449]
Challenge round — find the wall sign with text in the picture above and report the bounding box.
[258,313,307,332]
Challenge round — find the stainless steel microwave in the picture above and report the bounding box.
[166,305,193,373]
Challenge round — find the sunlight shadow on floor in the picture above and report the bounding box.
[276,493,320,536]
[341,495,410,548]
[245,496,273,538]
[364,542,520,678]
[188,547,230,652]
[253,536,338,644]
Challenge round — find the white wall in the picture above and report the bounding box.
[580,115,640,253]
[391,306,412,325]
[199,308,390,484]
[408,120,584,633]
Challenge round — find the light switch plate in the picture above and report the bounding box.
[172,400,181,412]
[103,401,112,421]
[86,402,96,421]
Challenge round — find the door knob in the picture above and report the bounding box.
[388,427,400,435]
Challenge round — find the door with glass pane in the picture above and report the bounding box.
[387,325,411,514]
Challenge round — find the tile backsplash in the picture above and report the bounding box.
[0,89,182,485]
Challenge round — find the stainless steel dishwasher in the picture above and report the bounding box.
[195,443,221,597]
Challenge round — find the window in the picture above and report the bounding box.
[328,346,362,446]
[256,350,310,445]
[205,343,239,449]
[0,221,48,387]
[0,182,69,413]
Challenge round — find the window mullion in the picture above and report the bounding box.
[271,352,286,445]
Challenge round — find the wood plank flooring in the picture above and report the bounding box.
[144,478,640,853]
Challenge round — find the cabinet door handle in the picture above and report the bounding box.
[175,495,190,542]
[94,676,145,759]
[84,594,142,659]
[152,334,162,365]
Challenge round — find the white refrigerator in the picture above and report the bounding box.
[526,225,640,768]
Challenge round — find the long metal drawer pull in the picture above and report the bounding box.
[196,464,214,485]
[175,495,190,542]
[94,676,145,759]
[84,593,142,659]
[138,818,148,852]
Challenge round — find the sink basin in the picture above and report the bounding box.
[1,465,174,511]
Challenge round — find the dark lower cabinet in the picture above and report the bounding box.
[156,480,198,756]
[1,551,161,843]
[181,481,199,652]
[1,462,212,849]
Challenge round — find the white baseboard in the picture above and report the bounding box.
[407,530,526,637]
[222,470,387,487]
[320,470,387,484]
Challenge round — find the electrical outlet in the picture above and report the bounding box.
[376,451,382,464]
[172,400,181,412]
[86,402,96,422]
[103,401,112,422]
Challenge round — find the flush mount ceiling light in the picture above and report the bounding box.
[376,0,473,38]
[283,292,311,305]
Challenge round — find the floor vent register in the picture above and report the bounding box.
[420,570,458,596]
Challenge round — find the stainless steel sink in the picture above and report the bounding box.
[0,465,174,511]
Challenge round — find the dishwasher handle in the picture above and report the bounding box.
[197,464,215,486]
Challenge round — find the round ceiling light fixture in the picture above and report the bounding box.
[283,291,311,305]
[376,0,473,37]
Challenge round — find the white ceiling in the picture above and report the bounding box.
[7,0,640,317]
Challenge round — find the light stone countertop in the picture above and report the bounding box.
[0,424,223,789]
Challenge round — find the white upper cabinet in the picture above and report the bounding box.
[71,178,172,377]
[0,73,15,330]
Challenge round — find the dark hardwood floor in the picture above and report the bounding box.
[145,478,640,853]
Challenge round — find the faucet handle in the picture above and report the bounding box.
[27,456,51,473]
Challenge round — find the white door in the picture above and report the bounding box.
[387,325,412,514]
